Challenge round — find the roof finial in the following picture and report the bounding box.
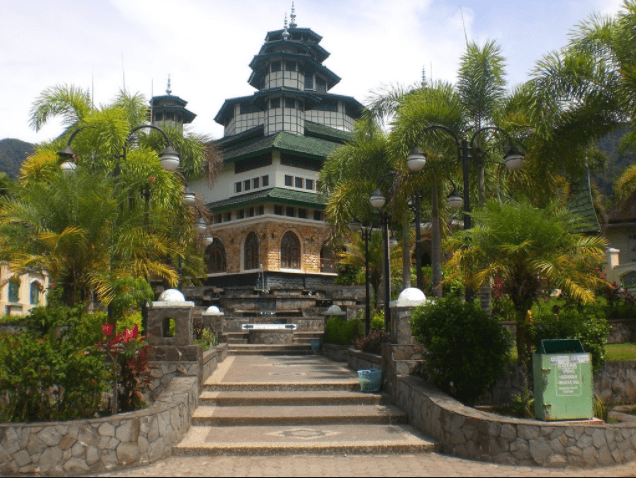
[290,2,297,28]
[421,66,427,87]
[166,75,172,95]
[282,13,290,40]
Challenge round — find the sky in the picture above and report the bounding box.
[1,0,626,144]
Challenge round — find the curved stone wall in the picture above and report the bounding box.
[0,376,198,476]
[396,375,636,468]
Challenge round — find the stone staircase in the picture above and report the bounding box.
[173,354,437,456]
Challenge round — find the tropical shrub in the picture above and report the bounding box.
[324,316,364,345]
[354,329,389,355]
[0,307,109,421]
[529,303,611,373]
[194,327,219,350]
[410,297,512,405]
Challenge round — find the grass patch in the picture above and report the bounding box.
[606,343,636,362]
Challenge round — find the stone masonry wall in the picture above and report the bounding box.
[396,375,636,468]
[0,376,198,476]
[211,220,329,273]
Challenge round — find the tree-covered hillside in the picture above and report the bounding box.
[0,138,34,179]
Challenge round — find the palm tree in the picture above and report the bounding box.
[446,199,607,371]
[0,85,221,314]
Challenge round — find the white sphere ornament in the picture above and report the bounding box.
[158,289,186,302]
[393,287,427,307]
[203,305,223,316]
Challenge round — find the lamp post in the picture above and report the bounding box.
[349,218,374,335]
[370,180,394,331]
[406,125,524,303]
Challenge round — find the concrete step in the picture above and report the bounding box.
[191,404,407,426]
[174,424,438,456]
[203,380,361,392]
[198,390,388,407]
[228,344,314,356]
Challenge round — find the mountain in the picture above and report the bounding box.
[0,138,35,179]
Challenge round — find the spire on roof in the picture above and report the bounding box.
[290,2,297,28]
[166,75,172,95]
[421,66,426,87]
[282,13,290,40]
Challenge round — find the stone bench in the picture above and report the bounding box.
[241,323,297,344]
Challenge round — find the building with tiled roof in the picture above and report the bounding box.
[189,8,363,288]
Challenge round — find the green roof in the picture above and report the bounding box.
[304,121,353,142]
[568,173,601,234]
[222,131,342,162]
[207,187,326,212]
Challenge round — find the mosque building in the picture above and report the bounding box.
[182,6,363,290]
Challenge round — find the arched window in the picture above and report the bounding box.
[281,232,300,269]
[8,277,20,303]
[244,233,260,270]
[206,241,226,274]
[320,243,337,273]
[30,281,42,305]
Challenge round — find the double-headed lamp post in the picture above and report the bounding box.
[406,125,524,302]
[348,218,374,335]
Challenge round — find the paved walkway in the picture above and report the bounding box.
[93,353,636,476]
[96,453,636,477]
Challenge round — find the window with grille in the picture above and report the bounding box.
[281,232,300,269]
[206,241,227,274]
[244,233,260,270]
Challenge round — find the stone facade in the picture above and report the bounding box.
[208,220,330,274]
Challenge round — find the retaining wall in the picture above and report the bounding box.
[396,374,636,468]
[0,343,228,476]
[0,376,198,476]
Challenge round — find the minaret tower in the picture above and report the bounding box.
[215,5,361,137]
[150,77,196,131]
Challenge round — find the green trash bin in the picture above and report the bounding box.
[533,339,593,421]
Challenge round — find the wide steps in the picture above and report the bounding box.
[174,424,437,456]
[228,344,314,356]
[198,390,386,406]
[203,380,360,392]
[191,404,407,426]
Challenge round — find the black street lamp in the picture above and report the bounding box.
[349,218,374,335]
[406,125,524,302]
[369,178,395,331]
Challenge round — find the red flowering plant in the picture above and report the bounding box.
[97,323,152,413]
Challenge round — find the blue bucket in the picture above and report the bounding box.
[358,369,382,392]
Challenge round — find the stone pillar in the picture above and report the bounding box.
[147,292,203,387]
[383,288,426,400]
[202,306,225,337]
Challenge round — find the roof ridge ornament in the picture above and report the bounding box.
[282,13,290,40]
[290,2,297,28]
[166,75,172,95]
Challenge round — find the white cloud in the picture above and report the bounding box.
[0,0,627,144]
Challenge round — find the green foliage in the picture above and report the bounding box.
[194,328,219,351]
[447,198,607,365]
[354,329,389,355]
[529,303,611,373]
[508,388,535,418]
[324,316,364,346]
[594,395,612,422]
[410,297,512,405]
[0,306,109,421]
[371,309,385,330]
[333,262,363,286]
